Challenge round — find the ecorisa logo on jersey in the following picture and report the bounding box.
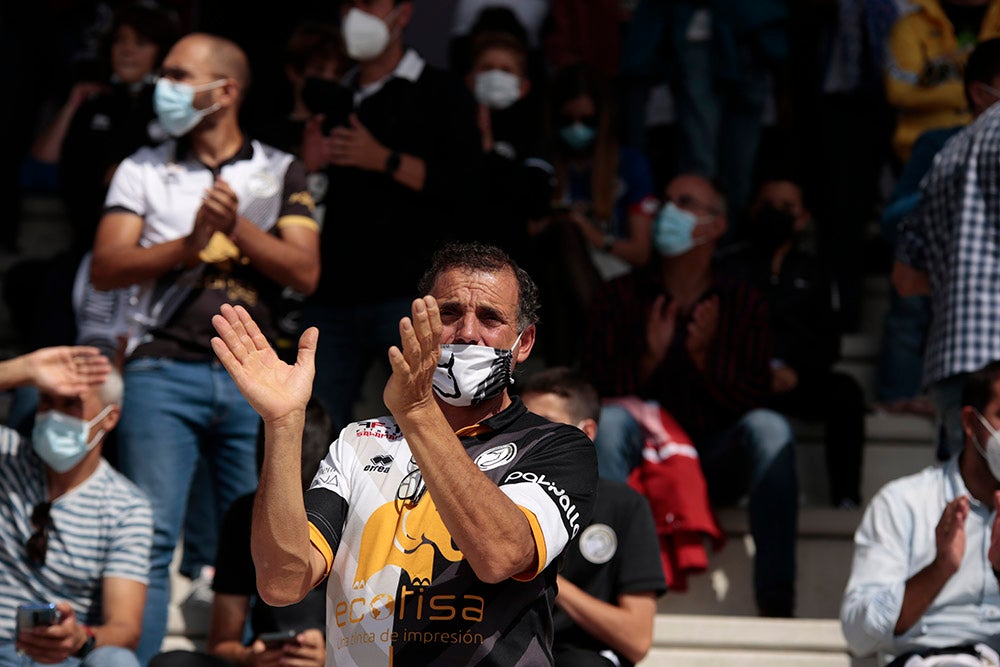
[354,420,403,441]
[473,443,517,471]
[503,471,581,538]
[364,454,394,473]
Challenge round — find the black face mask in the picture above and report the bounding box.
[301,77,354,131]
[748,205,796,250]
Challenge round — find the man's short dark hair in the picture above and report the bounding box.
[417,241,541,332]
[519,367,601,424]
[964,37,1000,107]
[470,30,528,75]
[962,359,1000,413]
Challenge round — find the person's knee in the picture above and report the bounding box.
[741,408,794,457]
[593,404,642,480]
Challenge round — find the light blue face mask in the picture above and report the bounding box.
[559,122,596,151]
[654,202,712,257]
[32,406,113,473]
[153,78,225,137]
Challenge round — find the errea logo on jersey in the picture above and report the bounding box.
[354,420,403,441]
[503,471,581,538]
[364,455,394,473]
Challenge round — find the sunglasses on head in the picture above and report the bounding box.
[26,501,52,566]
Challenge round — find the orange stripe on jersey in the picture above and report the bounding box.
[309,521,334,578]
[512,506,545,582]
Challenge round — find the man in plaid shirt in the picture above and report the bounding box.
[895,67,1000,460]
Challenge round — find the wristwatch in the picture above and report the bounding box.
[384,150,401,176]
[76,625,96,658]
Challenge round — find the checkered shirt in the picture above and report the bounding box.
[897,101,1000,387]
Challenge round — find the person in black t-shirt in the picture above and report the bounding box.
[298,0,484,435]
[520,367,666,667]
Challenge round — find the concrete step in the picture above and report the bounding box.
[792,412,936,506]
[659,508,862,619]
[639,615,877,667]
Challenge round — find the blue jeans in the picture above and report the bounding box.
[929,373,967,461]
[876,290,931,403]
[670,36,769,220]
[116,358,260,665]
[302,299,411,433]
[595,405,798,615]
[0,644,139,667]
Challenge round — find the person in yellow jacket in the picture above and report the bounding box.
[885,0,1000,162]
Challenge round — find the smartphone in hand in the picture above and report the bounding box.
[258,629,299,649]
[16,603,60,634]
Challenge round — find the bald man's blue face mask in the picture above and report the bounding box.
[154,78,226,137]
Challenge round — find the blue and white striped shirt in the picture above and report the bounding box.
[897,100,1000,387]
[0,426,152,641]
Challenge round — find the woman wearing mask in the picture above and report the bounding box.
[528,63,658,367]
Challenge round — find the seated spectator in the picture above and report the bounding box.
[520,367,666,667]
[841,358,1000,665]
[149,397,334,667]
[581,172,798,617]
[884,0,1000,164]
[0,346,152,667]
[717,177,867,508]
[532,61,658,367]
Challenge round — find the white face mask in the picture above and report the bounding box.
[433,332,523,407]
[342,6,398,62]
[974,410,1000,481]
[473,69,521,110]
[32,405,114,473]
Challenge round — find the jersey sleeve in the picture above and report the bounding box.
[497,426,598,578]
[304,435,352,577]
[103,153,148,218]
[276,159,319,232]
[105,492,153,584]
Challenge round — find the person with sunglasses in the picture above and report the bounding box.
[0,346,152,667]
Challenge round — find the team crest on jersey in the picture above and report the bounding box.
[579,523,617,564]
[247,169,280,198]
[474,443,517,471]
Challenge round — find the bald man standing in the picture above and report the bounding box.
[90,33,321,663]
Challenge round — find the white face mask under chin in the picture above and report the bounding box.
[973,410,1000,481]
[432,332,523,407]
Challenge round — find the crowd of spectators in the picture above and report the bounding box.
[7,0,1000,665]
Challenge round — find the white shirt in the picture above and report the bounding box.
[841,456,1000,664]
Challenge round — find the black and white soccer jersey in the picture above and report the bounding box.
[304,398,597,666]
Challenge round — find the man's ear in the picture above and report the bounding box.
[515,324,536,363]
[395,1,414,30]
[520,77,531,99]
[578,418,598,442]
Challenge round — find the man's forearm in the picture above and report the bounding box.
[395,405,536,583]
[251,414,320,605]
[555,577,654,664]
[229,220,319,295]
[894,559,955,635]
[90,239,195,290]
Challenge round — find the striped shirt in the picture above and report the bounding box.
[581,265,773,442]
[897,100,1000,387]
[0,426,152,641]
